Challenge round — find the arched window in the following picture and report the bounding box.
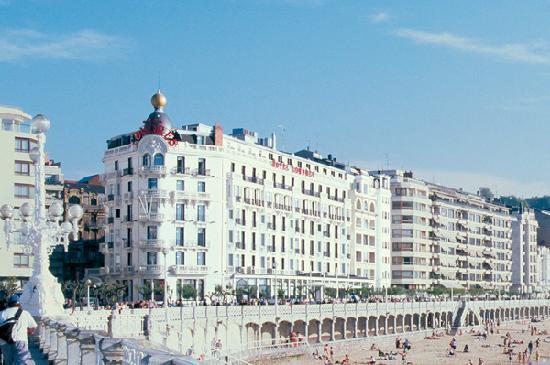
[142,154,151,167]
[369,202,375,213]
[153,153,164,166]
[356,200,361,210]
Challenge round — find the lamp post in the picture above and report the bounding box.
[272,261,278,317]
[85,279,92,309]
[0,114,83,317]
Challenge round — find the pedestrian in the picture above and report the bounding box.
[528,340,533,354]
[0,295,37,365]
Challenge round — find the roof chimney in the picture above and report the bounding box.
[214,123,223,146]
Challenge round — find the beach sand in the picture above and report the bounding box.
[259,319,550,365]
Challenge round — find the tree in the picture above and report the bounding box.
[97,280,127,305]
[324,287,337,299]
[61,280,86,309]
[478,187,494,201]
[0,277,19,300]
[180,284,197,300]
[277,288,286,300]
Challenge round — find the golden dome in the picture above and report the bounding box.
[151,90,167,109]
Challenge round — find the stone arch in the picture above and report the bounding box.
[368,316,377,336]
[412,313,420,331]
[278,321,292,344]
[346,317,356,339]
[387,315,396,334]
[357,316,367,337]
[369,202,375,213]
[321,318,333,342]
[377,316,386,335]
[245,322,260,348]
[307,320,320,344]
[260,322,276,346]
[334,317,346,340]
[404,314,412,332]
[396,314,404,333]
[293,320,306,339]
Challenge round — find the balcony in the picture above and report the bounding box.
[302,189,320,198]
[105,171,122,180]
[137,265,163,274]
[274,183,292,191]
[172,191,210,201]
[84,267,108,277]
[138,213,165,222]
[139,166,167,176]
[192,168,211,177]
[140,239,165,249]
[170,265,208,275]
[122,167,134,176]
[139,189,169,199]
[175,241,210,250]
[243,176,264,185]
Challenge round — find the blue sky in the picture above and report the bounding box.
[1,1,550,197]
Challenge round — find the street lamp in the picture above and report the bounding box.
[0,114,83,317]
[272,261,278,317]
[85,279,92,309]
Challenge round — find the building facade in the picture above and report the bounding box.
[537,246,550,292]
[372,170,513,291]
[511,208,539,293]
[50,178,105,282]
[0,105,66,286]
[100,92,392,302]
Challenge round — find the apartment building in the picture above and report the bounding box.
[50,177,105,282]
[537,246,550,292]
[99,92,392,301]
[0,105,65,285]
[371,170,513,291]
[510,208,539,293]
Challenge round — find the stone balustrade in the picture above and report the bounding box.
[50,298,550,362]
[36,317,199,365]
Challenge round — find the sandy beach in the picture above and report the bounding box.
[259,319,550,365]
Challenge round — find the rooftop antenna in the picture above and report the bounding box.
[384,152,390,169]
[158,71,161,91]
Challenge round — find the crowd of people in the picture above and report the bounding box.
[64,292,550,311]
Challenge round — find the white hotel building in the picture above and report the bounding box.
[100,92,392,301]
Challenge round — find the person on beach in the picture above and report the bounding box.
[528,340,533,354]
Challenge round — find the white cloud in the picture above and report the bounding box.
[0,28,132,62]
[370,12,390,24]
[394,28,550,65]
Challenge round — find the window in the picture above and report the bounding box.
[176,227,184,246]
[148,178,158,190]
[177,156,185,174]
[176,180,184,191]
[15,161,30,176]
[197,181,206,193]
[197,135,205,145]
[197,252,206,266]
[197,205,205,222]
[14,184,32,198]
[146,252,158,265]
[198,158,206,175]
[147,226,158,240]
[142,154,151,167]
[127,181,132,192]
[153,153,164,166]
[15,138,30,152]
[14,253,29,267]
[114,160,119,171]
[176,251,184,265]
[198,228,206,246]
[176,204,185,221]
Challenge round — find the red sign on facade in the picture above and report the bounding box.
[134,119,178,146]
[271,160,314,177]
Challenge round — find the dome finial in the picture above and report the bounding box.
[151,90,167,110]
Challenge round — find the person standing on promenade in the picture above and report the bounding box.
[0,295,37,365]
